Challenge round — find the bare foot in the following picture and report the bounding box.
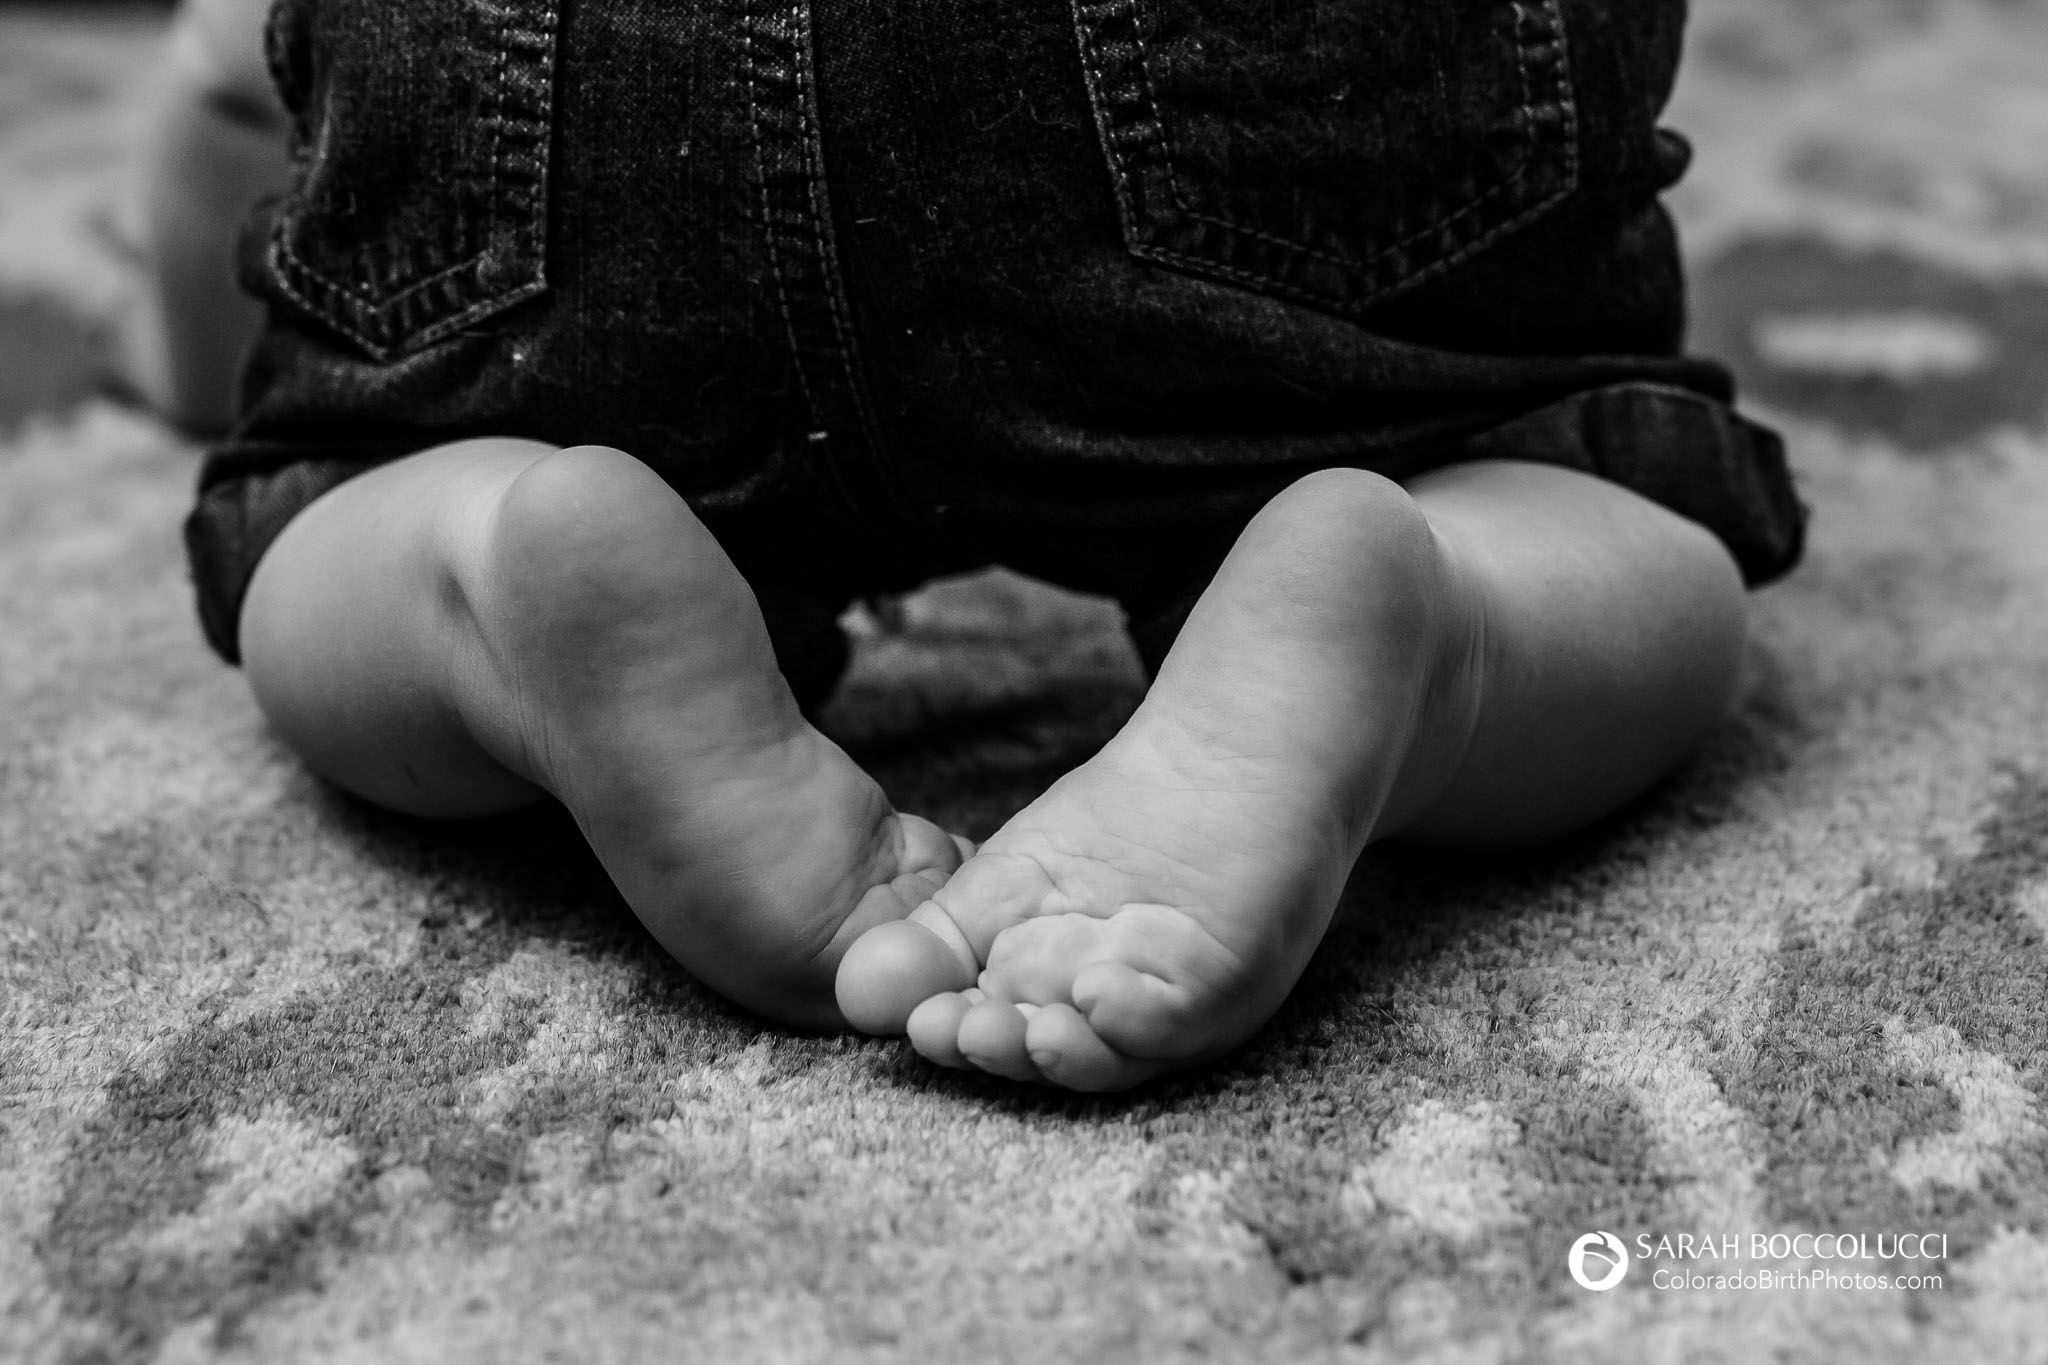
[457,446,968,1026]
[835,470,1485,1089]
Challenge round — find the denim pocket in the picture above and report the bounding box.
[1071,0,1578,315]
[261,0,559,361]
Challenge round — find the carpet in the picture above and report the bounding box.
[5,1,2048,1360]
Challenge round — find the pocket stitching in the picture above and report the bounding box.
[265,1,557,361]
[1082,0,1580,311]
[1133,0,1576,273]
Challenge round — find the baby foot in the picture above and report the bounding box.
[837,470,1485,1089]
[460,445,969,1026]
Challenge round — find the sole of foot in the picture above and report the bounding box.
[836,468,1482,1089]
[465,444,971,1026]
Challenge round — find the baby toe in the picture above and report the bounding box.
[897,813,972,875]
[835,918,977,1033]
[955,999,1040,1082]
[906,992,975,1068]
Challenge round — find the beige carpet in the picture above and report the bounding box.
[5,1,2048,1360]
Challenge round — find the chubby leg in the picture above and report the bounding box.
[240,439,967,1025]
[835,461,1746,1089]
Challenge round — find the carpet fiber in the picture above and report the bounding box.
[5,2,2048,1360]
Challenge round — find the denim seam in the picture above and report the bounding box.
[1070,0,1146,246]
[742,19,824,427]
[741,0,906,539]
[487,1,509,296]
[1075,0,1580,311]
[791,20,890,507]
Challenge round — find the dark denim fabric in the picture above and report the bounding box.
[186,0,1805,697]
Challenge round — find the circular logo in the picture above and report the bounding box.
[1568,1232,1631,1291]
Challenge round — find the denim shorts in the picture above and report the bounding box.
[185,0,1805,701]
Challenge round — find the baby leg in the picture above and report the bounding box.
[239,439,967,1025]
[836,460,1746,1089]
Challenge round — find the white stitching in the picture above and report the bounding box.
[267,0,554,356]
[743,7,824,422]
[1097,0,1579,304]
[789,1,888,479]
